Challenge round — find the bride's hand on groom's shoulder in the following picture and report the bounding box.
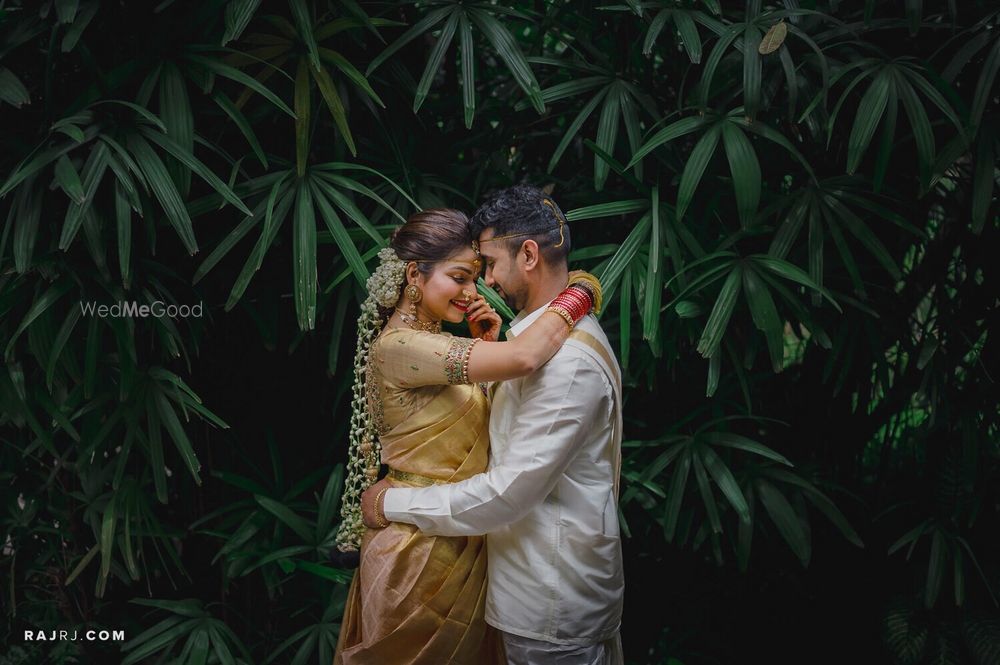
[361,477,395,529]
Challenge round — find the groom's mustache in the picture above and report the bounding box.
[490,284,517,309]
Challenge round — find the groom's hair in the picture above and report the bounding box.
[391,208,473,276]
[470,185,571,265]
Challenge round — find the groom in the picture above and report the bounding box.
[362,184,624,665]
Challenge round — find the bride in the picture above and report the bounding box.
[332,208,600,664]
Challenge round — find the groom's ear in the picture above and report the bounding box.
[520,239,540,271]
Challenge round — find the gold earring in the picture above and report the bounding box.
[404,284,422,315]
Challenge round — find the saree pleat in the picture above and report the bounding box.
[334,328,503,665]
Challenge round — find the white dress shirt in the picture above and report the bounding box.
[383,303,624,646]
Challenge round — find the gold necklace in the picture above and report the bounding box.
[394,308,442,334]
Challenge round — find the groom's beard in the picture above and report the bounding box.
[492,283,522,311]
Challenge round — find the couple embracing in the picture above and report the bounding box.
[333,185,625,665]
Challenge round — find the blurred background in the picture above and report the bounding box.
[1,1,998,663]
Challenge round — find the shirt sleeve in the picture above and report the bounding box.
[382,347,609,536]
[377,329,480,387]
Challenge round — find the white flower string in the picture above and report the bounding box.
[335,246,407,552]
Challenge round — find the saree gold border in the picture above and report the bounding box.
[387,467,447,487]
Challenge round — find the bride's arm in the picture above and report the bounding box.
[464,310,578,382]
[463,275,600,383]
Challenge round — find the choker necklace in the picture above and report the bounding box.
[394,308,442,334]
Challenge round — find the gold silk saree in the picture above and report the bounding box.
[334,327,503,665]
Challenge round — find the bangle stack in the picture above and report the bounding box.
[373,487,390,528]
[546,285,593,328]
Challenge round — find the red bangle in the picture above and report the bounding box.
[549,285,593,325]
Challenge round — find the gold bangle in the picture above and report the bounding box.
[546,305,575,328]
[374,487,390,528]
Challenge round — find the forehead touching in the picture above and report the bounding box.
[439,246,480,274]
[477,228,501,261]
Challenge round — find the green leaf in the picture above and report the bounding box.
[742,25,762,119]
[115,181,132,288]
[676,123,721,221]
[12,185,41,273]
[222,0,263,45]
[59,142,109,250]
[318,48,385,108]
[642,188,662,345]
[317,465,344,538]
[751,255,841,311]
[847,71,891,174]
[61,1,98,51]
[55,0,79,24]
[599,212,651,300]
[187,53,296,118]
[155,391,202,485]
[698,24,742,108]
[458,12,476,128]
[366,6,453,75]
[925,530,945,608]
[0,67,30,107]
[414,11,459,113]
[289,0,320,71]
[701,445,750,523]
[127,134,198,254]
[143,412,168,505]
[696,264,741,359]
[97,494,117,596]
[468,8,544,114]
[971,128,994,234]
[64,544,99,586]
[704,432,792,465]
[46,305,81,390]
[294,60,311,175]
[312,63,356,157]
[292,180,318,330]
[294,560,354,584]
[310,180,368,287]
[547,88,608,173]
[255,495,313,542]
[642,9,671,56]
[692,452,722,533]
[970,36,1000,130]
[90,99,167,132]
[895,76,934,188]
[5,280,73,361]
[193,182,274,285]
[158,63,194,196]
[742,267,783,372]
[674,11,702,64]
[801,489,864,548]
[721,121,760,227]
[225,189,294,310]
[139,127,252,215]
[628,115,706,167]
[212,90,268,168]
[594,83,622,191]
[756,480,811,566]
[663,451,691,540]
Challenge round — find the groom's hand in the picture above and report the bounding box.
[361,477,394,529]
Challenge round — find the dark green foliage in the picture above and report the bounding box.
[1,1,997,663]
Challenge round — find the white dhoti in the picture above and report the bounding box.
[501,630,624,665]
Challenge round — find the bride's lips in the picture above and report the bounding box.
[451,300,470,313]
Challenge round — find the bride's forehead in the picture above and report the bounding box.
[447,247,478,262]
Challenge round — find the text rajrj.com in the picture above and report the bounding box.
[23,629,125,642]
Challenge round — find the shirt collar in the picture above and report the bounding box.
[507,299,555,339]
